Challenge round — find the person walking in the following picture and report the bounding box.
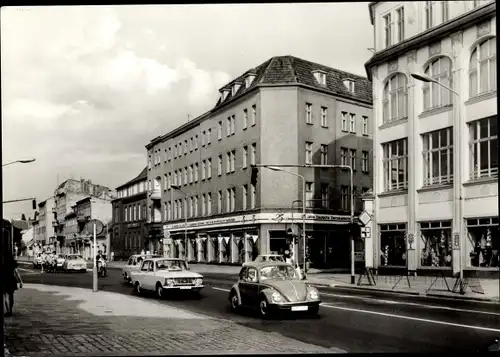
[3,252,23,317]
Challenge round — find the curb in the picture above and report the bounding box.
[332,285,421,296]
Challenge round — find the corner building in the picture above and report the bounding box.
[146,55,373,268]
[365,1,498,277]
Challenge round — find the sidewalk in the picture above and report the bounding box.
[4,284,344,356]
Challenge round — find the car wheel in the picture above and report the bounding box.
[259,297,270,319]
[156,284,164,299]
[229,291,239,312]
[134,282,142,295]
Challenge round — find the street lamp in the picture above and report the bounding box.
[3,158,36,167]
[411,72,464,292]
[263,165,306,278]
[171,185,188,264]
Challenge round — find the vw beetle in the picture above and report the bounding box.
[228,261,320,318]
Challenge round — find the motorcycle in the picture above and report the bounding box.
[97,260,107,277]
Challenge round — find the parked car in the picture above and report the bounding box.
[56,255,67,270]
[33,253,43,269]
[122,254,162,283]
[228,262,320,318]
[62,254,87,273]
[130,258,204,298]
[243,254,286,266]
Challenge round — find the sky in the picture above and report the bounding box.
[1,3,373,220]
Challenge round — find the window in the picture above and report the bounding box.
[321,184,329,209]
[217,190,223,214]
[305,103,312,124]
[179,142,183,156]
[469,38,496,97]
[442,1,449,22]
[201,194,206,216]
[362,151,369,172]
[305,182,314,208]
[243,109,248,129]
[250,183,256,209]
[340,186,349,211]
[226,117,231,137]
[207,158,212,179]
[305,142,313,164]
[189,138,193,152]
[184,167,188,185]
[226,152,231,174]
[382,138,408,191]
[173,145,177,159]
[396,7,404,43]
[148,155,152,169]
[231,115,236,135]
[168,147,172,161]
[384,13,392,48]
[383,73,408,123]
[201,131,206,146]
[425,1,434,30]
[164,174,168,190]
[340,147,348,165]
[362,116,368,135]
[251,105,256,126]
[349,113,356,133]
[230,188,235,212]
[217,155,223,176]
[314,71,326,85]
[349,149,357,170]
[194,163,199,182]
[188,197,193,218]
[422,128,454,186]
[201,160,206,180]
[242,185,248,210]
[188,166,193,184]
[320,144,328,165]
[164,148,168,162]
[194,135,198,150]
[167,202,172,221]
[466,217,499,268]
[380,223,407,267]
[423,57,452,110]
[207,129,211,145]
[207,193,212,215]
[469,117,498,179]
[172,171,177,186]
[243,146,248,169]
[218,121,222,140]
[194,196,198,217]
[321,107,328,127]
[250,143,256,165]
[343,79,355,93]
[226,189,230,213]
[230,150,235,172]
[420,221,452,267]
[341,112,348,132]
[184,140,188,155]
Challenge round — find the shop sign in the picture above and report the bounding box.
[127,223,140,228]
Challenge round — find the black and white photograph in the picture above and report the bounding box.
[2,1,499,355]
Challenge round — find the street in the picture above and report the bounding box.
[17,266,500,353]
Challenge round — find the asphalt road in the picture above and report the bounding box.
[17,265,500,353]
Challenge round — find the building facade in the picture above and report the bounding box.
[110,167,148,260]
[32,197,55,252]
[365,1,498,277]
[52,178,113,254]
[146,55,373,269]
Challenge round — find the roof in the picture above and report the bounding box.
[243,261,293,269]
[130,254,163,259]
[142,257,183,261]
[368,2,379,25]
[116,167,148,191]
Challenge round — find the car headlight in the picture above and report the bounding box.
[308,288,319,300]
[165,279,175,287]
[195,278,203,286]
[271,291,284,303]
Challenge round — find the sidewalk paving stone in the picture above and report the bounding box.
[4,284,345,356]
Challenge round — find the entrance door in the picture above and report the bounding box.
[325,229,350,269]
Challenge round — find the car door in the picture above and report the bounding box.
[144,260,156,290]
[136,260,149,287]
[239,267,259,307]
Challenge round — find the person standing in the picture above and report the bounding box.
[111,252,115,262]
[3,252,23,317]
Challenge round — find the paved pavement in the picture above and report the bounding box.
[4,283,344,356]
[12,266,500,353]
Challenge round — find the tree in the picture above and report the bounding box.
[21,214,26,221]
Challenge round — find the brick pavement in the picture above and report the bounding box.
[3,284,345,356]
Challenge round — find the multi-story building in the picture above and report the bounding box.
[110,167,148,260]
[32,197,56,252]
[63,192,114,259]
[145,55,373,269]
[365,1,498,277]
[52,178,113,254]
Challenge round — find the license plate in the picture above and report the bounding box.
[291,306,308,311]
[179,286,192,290]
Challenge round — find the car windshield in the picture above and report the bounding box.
[155,259,187,271]
[260,265,297,281]
[68,255,83,260]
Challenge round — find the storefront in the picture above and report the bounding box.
[379,223,407,267]
[466,217,499,269]
[419,221,452,268]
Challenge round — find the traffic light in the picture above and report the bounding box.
[32,199,37,210]
[250,166,259,185]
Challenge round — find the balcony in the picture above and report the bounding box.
[149,189,161,200]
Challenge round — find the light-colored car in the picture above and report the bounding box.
[228,261,320,318]
[33,253,43,268]
[243,254,286,266]
[122,254,162,283]
[130,258,204,298]
[62,254,87,273]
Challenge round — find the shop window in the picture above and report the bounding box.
[467,217,499,268]
[380,223,407,267]
[420,221,452,267]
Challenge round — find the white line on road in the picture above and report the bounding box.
[320,292,500,316]
[212,287,230,292]
[320,303,500,333]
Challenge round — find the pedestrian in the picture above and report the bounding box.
[111,252,115,262]
[3,252,23,317]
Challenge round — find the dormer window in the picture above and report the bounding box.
[313,70,327,85]
[232,82,242,96]
[219,87,230,102]
[343,79,356,93]
[244,71,256,88]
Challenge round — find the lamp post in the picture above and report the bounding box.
[411,72,464,291]
[171,185,188,264]
[2,158,36,167]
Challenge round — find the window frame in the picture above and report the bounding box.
[305,103,313,124]
[320,106,328,127]
[423,56,453,110]
[305,142,313,164]
[382,138,409,191]
[469,37,497,98]
[382,73,408,124]
[422,127,454,186]
[469,116,498,180]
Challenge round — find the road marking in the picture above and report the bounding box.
[18,268,40,275]
[320,292,500,316]
[320,303,500,333]
[212,287,230,292]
